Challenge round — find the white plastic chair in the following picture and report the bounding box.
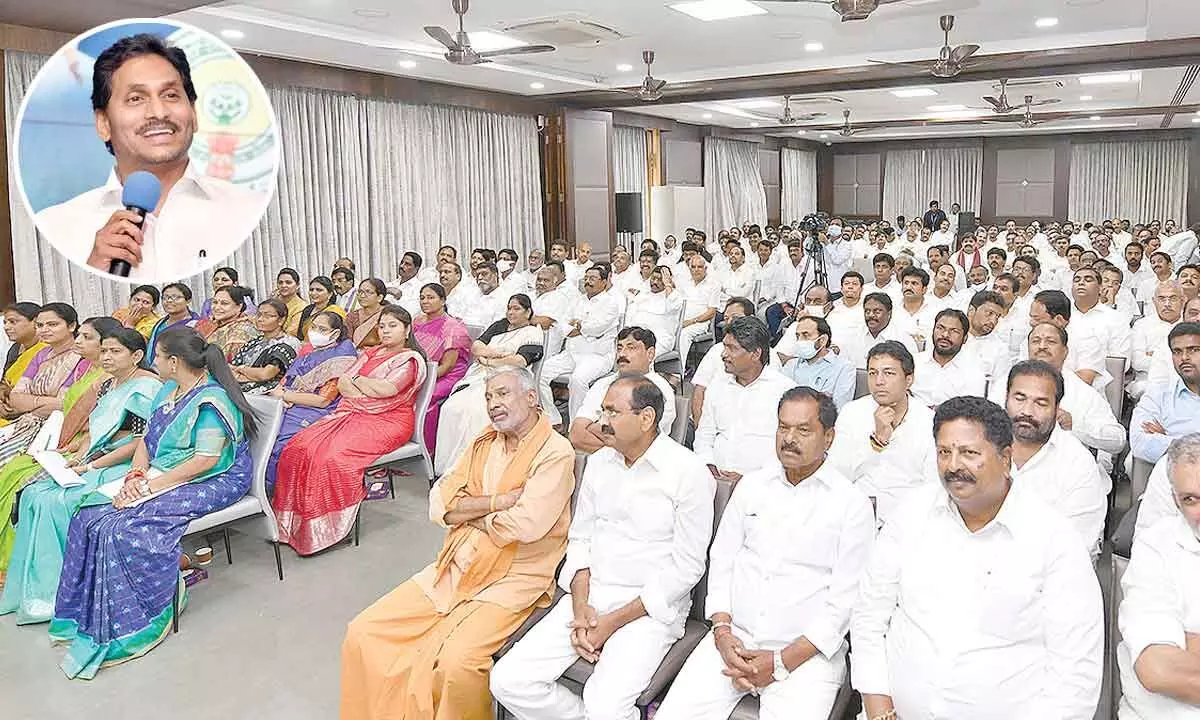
[653,304,689,375]
[1103,356,1126,418]
[367,360,439,493]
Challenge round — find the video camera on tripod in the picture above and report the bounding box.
[796,212,831,255]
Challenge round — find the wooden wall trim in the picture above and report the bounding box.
[0,23,71,54]
[0,56,13,305]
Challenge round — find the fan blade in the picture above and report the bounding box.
[477,44,556,59]
[646,78,668,93]
[866,58,935,70]
[951,44,980,63]
[982,96,1003,109]
[424,26,459,50]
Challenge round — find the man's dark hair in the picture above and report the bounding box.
[474,248,497,263]
[1067,244,1086,255]
[969,290,1005,311]
[1007,359,1065,405]
[639,249,660,263]
[92,34,197,154]
[872,253,895,267]
[543,260,565,277]
[438,244,457,257]
[842,270,864,286]
[995,272,1022,294]
[899,267,930,287]
[929,200,939,208]
[586,264,610,282]
[331,267,355,283]
[475,260,499,277]
[1179,263,1200,278]
[614,372,666,428]
[867,340,914,375]
[796,314,832,344]
[1034,290,1071,322]
[778,386,838,431]
[863,292,892,312]
[726,316,772,368]
[986,247,1007,260]
[1151,251,1172,265]
[933,396,1014,452]
[1073,266,1101,284]
[642,238,660,252]
[1028,322,1069,345]
[725,296,756,318]
[402,251,423,270]
[498,248,519,263]
[1168,321,1200,347]
[935,308,968,333]
[617,326,657,349]
[1013,256,1041,276]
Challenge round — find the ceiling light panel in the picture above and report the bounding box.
[669,0,768,22]
[467,31,527,52]
[1079,72,1138,85]
[891,88,938,98]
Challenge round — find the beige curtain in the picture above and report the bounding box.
[704,136,768,233]
[613,125,648,244]
[1068,139,1189,224]
[780,147,817,225]
[882,145,983,226]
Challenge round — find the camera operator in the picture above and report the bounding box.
[758,214,839,334]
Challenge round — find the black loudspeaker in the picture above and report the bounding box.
[615,192,644,234]
[957,211,976,236]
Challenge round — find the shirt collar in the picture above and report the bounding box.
[769,459,835,491]
[936,480,1028,536]
[1172,375,1200,400]
[97,159,211,208]
[628,433,675,472]
[1173,514,1200,553]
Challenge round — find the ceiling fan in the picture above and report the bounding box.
[621,50,668,102]
[982,96,1056,129]
[980,79,1061,114]
[869,15,980,78]
[748,97,827,125]
[757,0,905,22]
[838,109,865,137]
[424,0,555,66]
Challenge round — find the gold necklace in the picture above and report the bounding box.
[165,373,206,412]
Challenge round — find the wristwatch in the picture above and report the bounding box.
[772,650,790,682]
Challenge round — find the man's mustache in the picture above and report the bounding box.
[138,121,180,135]
[942,469,976,485]
[599,424,615,435]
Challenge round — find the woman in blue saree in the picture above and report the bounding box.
[49,327,257,679]
[145,283,200,365]
[0,328,161,624]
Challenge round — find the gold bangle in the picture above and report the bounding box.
[489,495,497,513]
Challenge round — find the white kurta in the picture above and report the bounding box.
[910,349,987,408]
[1010,427,1111,556]
[693,367,796,476]
[571,370,675,435]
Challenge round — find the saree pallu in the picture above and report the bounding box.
[0,366,106,572]
[413,314,472,458]
[3,342,47,388]
[146,313,200,364]
[272,348,425,555]
[49,381,250,679]
[347,309,382,349]
[0,375,160,622]
[232,334,301,395]
[111,307,160,340]
[197,316,261,362]
[296,303,347,341]
[264,340,359,492]
[1,346,88,439]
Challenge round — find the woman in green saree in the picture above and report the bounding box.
[0,316,119,585]
[0,327,160,622]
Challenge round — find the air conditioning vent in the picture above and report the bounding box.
[500,17,625,47]
[999,79,1066,91]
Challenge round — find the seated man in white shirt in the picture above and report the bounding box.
[496,248,529,297]
[1131,280,1183,399]
[331,265,358,312]
[780,315,857,410]
[843,293,920,370]
[531,261,577,353]
[1136,250,1175,302]
[563,242,595,289]
[608,248,639,297]
[457,261,509,329]
[1072,265,1131,360]
[895,267,940,342]
[491,375,715,720]
[961,289,1013,383]
[1028,289,1107,387]
[826,271,866,345]
[717,242,757,308]
[1005,360,1110,556]
[852,396,1104,720]
[439,261,481,320]
[387,251,429,316]
[911,308,986,408]
[626,265,684,355]
[773,285,832,364]
[678,255,721,372]
[695,317,796,484]
[654,387,875,720]
[828,341,936,523]
[864,253,905,306]
[1118,433,1200,719]
[538,265,622,427]
[569,326,676,454]
[929,262,962,308]
[1148,296,1200,387]
[692,298,779,424]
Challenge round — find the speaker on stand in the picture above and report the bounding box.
[615,192,644,254]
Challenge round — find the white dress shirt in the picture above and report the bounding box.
[843,322,921,370]
[705,461,875,655]
[625,290,683,353]
[446,281,482,320]
[457,288,508,329]
[864,279,905,306]
[387,274,425,317]
[1010,427,1110,555]
[1134,458,1174,540]
[851,482,1104,720]
[826,300,866,348]
[1132,315,1173,385]
[680,274,721,322]
[1073,302,1131,360]
[610,267,642,296]
[827,395,937,523]
[693,367,796,475]
[559,436,715,625]
[760,260,815,307]
[563,291,622,357]
[692,341,780,389]
[717,262,757,305]
[910,349,987,408]
[1118,515,1200,720]
[573,370,676,435]
[563,258,594,288]
[1062,372,1126,455]
[37,161,266,283]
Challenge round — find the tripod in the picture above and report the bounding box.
[788,234,830,312]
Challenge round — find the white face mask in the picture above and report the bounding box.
[497,259,515,273]
[828,224,843,238]
[308,330,334,347]
[804,304,827,317]
[793,339,818,361]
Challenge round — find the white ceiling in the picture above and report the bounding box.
[169,0,1200,140]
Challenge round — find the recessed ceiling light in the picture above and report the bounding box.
[750,122,760,127]
[1193,117,1200,123]
[529,82,545,90]
[927,104,967,112]
[891,87,938,98]
[468,31,527,52]
[796,130,807,135]
[353,8,389,18]
[819,133,829,139]
[1090,115,1102,120]
[702,113,714,119]
[1035,17,1059,28]
[669,0,768,22]
[1079,72,1137,85]
[731,99,778,109]
[1079,95,1093,101]
[616,63,634,72]
[397,60,417,69]
[220,29,245,41]
[804,42,824,52]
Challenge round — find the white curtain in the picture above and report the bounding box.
[5,51,544,310]
[780,147,817,225]
[704,136,768,234]
[1069,139,1189,224]
[612,125,648,245]
[882,145,983,226]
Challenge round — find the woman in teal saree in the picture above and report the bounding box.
[0,328,160,623]
[49,328,255,679]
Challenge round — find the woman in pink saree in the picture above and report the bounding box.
[411,284,471,457]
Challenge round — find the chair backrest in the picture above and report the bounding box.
[1112,554,1129,702]
[671,394,690,444]
[245,395,286,541]
[410,361,438,448]
[854,368,869,399]
[1131,457,1154,504]
[690,477,736,622]
[530,334,550,392]
[466,323,486,340]
[571,451,587,515]
[673,303,686,355]
[1104,356,1125,417]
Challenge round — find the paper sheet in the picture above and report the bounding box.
[32,450,85,488]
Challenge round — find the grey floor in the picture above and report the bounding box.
[1,458,444,720]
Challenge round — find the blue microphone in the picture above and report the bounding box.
[110,171,162,277]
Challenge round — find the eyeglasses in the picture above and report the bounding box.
[163,294,186,302]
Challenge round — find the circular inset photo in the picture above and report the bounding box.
[13,18,279,283]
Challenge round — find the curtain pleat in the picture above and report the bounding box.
[1068,139,1189,224]
[780,147,817,225]
[704,136,768,233]
[612,125,648,244]
[882,145,983,226]
[4,50,544,310]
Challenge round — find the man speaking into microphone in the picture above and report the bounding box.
[34,32,267,282]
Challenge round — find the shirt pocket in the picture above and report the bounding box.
[978,566,1043,644]
[625,489,676,543]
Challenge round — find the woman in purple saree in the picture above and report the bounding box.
[411,284,471,457]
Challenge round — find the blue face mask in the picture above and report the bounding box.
[793,340,818,361]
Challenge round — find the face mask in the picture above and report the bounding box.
[827,225,843,238]
[804,304,827,317]
[308,330,333,347]
[793,340,818,361]
[497,259,514,273]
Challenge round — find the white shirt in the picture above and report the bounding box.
[694,367,796,476]
[457,288,507,329]
[564,291,622,357]
[851,482,1104,720]
[960,330,1012,383]
[1062,371,1126,455]
[36,161,266,283]
[1010,427,1110,556]
[559,435,715,625]
[865,279,905,306]
[827,395,936,523]
[610,267,641,297]
[930,229,955,246]
[843,322,921,370]
[573,370,675,435]
[680,274,721,322]
[563,258,594,288]
[387,274,425,317]
[1134,458,1175,540]
[1118,515,1200,720]
[625,290,683,352]
[704,461,875,655]
[910,349,986,408]
[826,300,866,348]
[446,281,482,321]
[1132,315,1174,383]
[893,298,941,340]
[692,339,780,390]
[759,260,815,307]
[1073,302,1131,360]
[717,262,757,305]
